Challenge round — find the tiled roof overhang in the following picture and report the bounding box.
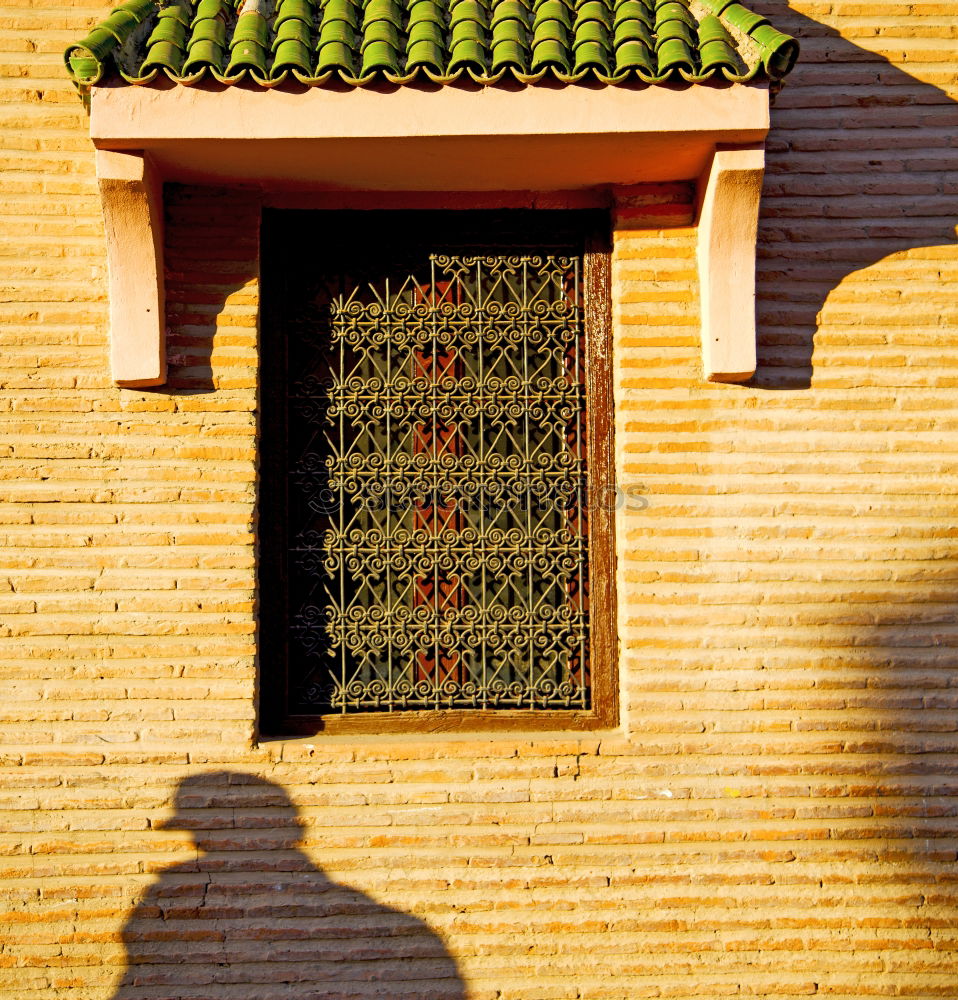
[66,0,798,91]
[68,1,798,389]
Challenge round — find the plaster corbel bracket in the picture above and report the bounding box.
[696,145,765,383]
[96,149,166,387]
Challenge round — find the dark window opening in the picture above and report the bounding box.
[259,210,616,735]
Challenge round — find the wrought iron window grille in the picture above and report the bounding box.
[259,211,616,735]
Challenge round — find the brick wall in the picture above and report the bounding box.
[2,1,957,998]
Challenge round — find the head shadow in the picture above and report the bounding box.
[111,770,466,1000]
[749,2,957,389]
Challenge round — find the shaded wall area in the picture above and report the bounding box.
[755,1,957,387]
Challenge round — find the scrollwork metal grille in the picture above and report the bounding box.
[280,242,595,715]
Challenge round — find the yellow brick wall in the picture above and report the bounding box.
[2,1,957,998]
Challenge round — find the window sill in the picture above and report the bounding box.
[255,716,622,748]
[260,706,619,739]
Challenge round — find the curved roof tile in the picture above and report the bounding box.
[65,0,798,92]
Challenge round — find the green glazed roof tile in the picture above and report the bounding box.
[696,13,728,44]
[450,20,485,50]
[451,0,489,21]
[491,38,527,72]
[271,38,312,75]
[361,38,399,72]
[407,38,444,70]
[656,34,693,70]
[656,1,694,27]
[575,3,611,29]
[362,19,401,46]
[533,0,572,30]
[183,38,223,68]
[720,1,766,34]
[364,0,402,26]
[698,36,736,73]
[532,20,570,44]
[492,1,530,26]
[408,20,444,45]
[319,21,356,45]
[193,0,223,18]
[614,39,653,73]
[276,0,314,24]
[273,18,312,50]
[192,16,227,47]
[65,0,798,92]
[140,40,183,74]
[232,15,268,46]
[323,0,360,28]
[614,18,651,51]
[530,39,570,74]
[575,21,610,45]
[655,20,694,48]
[614,0,652,30]
[317,39,354,71]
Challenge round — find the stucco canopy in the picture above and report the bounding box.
[66,0,799,387]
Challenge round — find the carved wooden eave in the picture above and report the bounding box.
[90,83,770,386]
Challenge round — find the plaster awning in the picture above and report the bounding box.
[66,0,799,385]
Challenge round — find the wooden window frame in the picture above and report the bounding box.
[258,208,617,737]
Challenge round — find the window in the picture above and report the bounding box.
[259,210,615,734]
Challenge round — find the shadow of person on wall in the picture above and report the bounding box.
[752,1,958,388]
[111,771,466,1000]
